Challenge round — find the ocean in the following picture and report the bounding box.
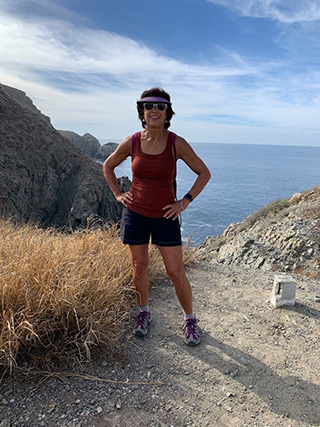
[114,143,320,246]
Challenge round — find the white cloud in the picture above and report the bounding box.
[0,0,79,21]
[1,2,320,145]
[0,13,253,84]
[206,0,320,23]
[206,0,320,61]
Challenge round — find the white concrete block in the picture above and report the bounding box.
[270,274,297,308]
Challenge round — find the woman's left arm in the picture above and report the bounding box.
[163,136,211,220]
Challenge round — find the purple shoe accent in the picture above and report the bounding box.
[182,318,201,346]
[133,311,152,336]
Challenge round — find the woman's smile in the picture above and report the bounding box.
[145,110,165,125]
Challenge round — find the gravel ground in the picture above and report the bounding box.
[1,260,320,427]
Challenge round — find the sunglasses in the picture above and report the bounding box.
[143,102,168,112]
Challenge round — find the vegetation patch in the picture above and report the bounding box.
[240,198,290,231]
[0,219,193,374]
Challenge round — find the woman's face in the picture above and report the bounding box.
[143,103,167,129]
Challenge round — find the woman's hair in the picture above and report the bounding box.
[137,87,175,129]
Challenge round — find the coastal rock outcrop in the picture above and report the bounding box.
[0,83,51,124]
[0,85,129,228]
[58,130,118,162]
[200,187,320,278]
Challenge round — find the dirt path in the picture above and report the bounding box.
[1,260,320,427]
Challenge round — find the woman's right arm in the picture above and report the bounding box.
[102,136,133,207]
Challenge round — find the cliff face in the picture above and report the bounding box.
[0,84,51,124]
[200,187,320,278]
[58,130,118,162]
[0,86,129,228]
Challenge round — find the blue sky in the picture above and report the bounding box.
[1,0,320,146]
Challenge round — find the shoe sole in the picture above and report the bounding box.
[184,339,201,346]
[135,330,148,337]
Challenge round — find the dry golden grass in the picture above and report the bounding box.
[0,219,195,374]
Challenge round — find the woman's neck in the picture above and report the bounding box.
[144,127,168,141]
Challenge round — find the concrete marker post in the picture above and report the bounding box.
[270,274,297,308]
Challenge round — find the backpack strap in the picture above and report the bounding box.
[131,131,140,157]
[170,132,177,164]
[170,132,177,199]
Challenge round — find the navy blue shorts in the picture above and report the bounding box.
[120,208,182,247]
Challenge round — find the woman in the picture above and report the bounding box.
[103,88,211,346]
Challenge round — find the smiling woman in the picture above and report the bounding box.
[102,87,211,346]
[136,89,175,130]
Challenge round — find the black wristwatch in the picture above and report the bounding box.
[184,193,193,202]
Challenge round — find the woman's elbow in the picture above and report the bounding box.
[203,166,211,183]
[102,158,112,173]
[102,159,114,180]
[102,162,108,177]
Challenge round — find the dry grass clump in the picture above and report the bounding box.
[0,219,173,373]
[239,198,290,231]
[0,219,135,372]
[0,219,195,373]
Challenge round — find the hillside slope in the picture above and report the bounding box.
[200,187,320,278]
[0,86,129,228]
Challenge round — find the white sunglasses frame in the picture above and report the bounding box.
[142,102,168,112]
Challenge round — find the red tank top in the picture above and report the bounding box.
[129,132,176,218]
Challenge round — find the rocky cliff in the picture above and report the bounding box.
[0,86,130,228]
[58,130,118,162]
[0,84,51,124]
[200,187,320,278]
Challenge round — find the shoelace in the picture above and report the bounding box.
[135,311,150,328]
[183,318,199,338]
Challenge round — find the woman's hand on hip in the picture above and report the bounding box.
[162,199,188,220]
[116,191,133,207]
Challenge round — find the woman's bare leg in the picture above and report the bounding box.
[158,245,193,314]
[129,244,150,307]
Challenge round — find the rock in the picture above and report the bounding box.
[0,83,51,124]
[0,85,130,228]
[58,130,101,159]
[59,130,119,162]
[202,186,320,278]
[98,142,119,161]
[290,192,302,204]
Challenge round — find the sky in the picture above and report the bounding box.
[1,0,320,146]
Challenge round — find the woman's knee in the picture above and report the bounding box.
[166,265,185,283]
[132,257,149,276]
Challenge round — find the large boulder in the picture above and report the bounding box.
[0,86,130,228]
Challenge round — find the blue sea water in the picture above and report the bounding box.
[115,143,320,246]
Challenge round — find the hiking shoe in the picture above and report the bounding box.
[133,311,152,336]
[182,318,201,346]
